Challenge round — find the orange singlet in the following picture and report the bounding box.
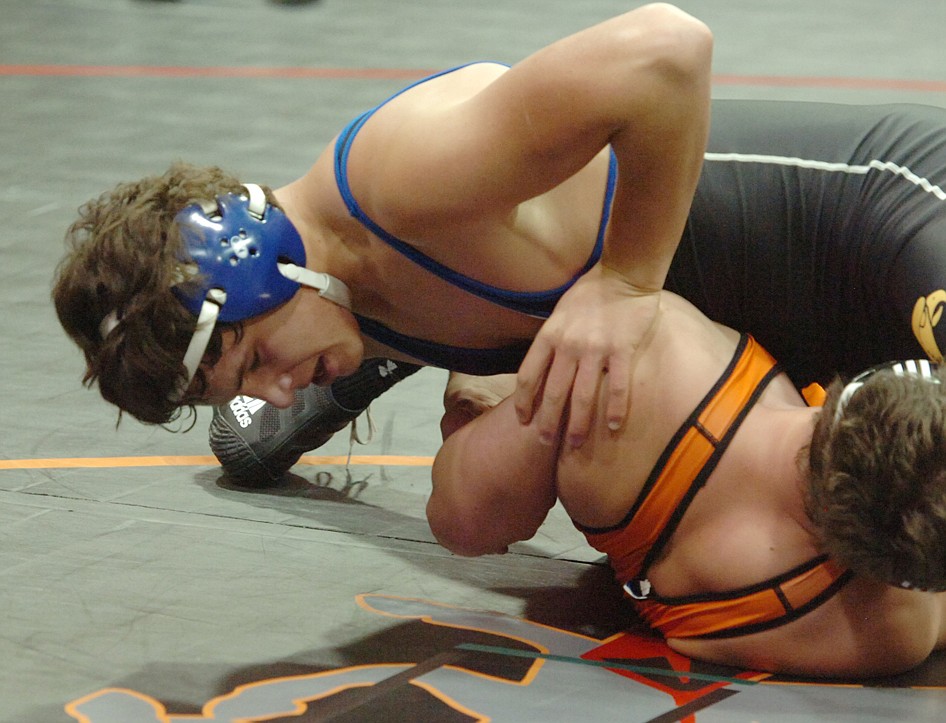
[575,334,853,639]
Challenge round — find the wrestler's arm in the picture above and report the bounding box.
[428,389,559,557]
[504,5,712,447]
[363,3,713,446]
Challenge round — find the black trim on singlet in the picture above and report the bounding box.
[647,557,856,640]
[352,313,532,375]
[577,334,771,540]
[639,362,781,577]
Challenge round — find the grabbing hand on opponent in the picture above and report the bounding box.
[513,4,712,447]
[515,265,662,448]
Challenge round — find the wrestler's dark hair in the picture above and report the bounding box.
[52,162,275,426]
[805,366,946,591]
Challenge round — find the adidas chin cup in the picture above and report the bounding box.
[209,358,421,483]
[209,383,358,484]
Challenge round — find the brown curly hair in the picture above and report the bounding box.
[806,366,946,590]
[52,162,269,426]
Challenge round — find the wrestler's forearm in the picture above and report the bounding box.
[439,372,515,440]
[428,398,559,557]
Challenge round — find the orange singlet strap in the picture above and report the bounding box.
[636,557,853,639]
[801,382,827,406]
[583,334,779,582]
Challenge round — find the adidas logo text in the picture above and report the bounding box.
[229,395,267,428]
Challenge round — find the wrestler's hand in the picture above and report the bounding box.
[513,264,660,448]
[440,372,517,440]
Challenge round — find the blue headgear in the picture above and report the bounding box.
[172,187,308,322]
[98,183,350,399]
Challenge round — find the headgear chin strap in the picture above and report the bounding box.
[833,358,940,425]
[99,183,351,400]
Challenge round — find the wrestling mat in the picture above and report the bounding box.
[64,592,946,723]
[5,430,946,723]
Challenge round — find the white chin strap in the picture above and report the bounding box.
[277,262,352,310]
[177,288,228,398]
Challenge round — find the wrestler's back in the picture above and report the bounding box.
[555,292,799,534]
[557,292,946,677]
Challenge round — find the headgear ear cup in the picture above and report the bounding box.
[172,189,306,321]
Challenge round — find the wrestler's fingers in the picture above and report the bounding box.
[602,352,632,433]
[514,339,553,425]
[564,356,606,448]
[531,354,577,446]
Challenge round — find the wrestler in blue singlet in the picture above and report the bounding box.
[333,63,619,376]
[211,87,946,481]
[337,87,946,385]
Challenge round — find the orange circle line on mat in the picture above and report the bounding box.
[0,455,434,470]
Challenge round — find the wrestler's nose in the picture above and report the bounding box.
[242,372,295,409]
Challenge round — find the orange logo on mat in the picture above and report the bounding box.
[64,595,759,723]
[63,594,944,722]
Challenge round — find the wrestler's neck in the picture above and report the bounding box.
[273,184,382,312]
[741,404,820,528]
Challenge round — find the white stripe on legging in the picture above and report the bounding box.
[704,152,946,201]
